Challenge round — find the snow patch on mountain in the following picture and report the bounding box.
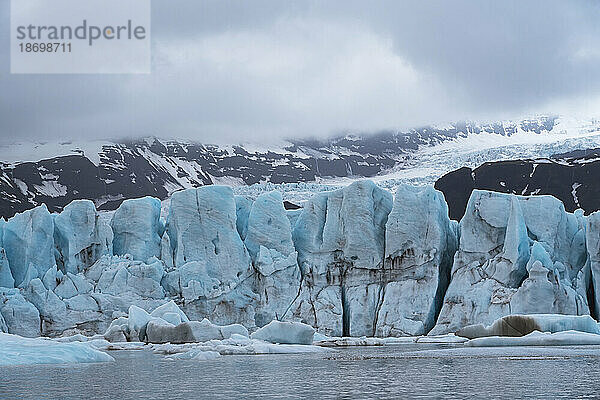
[0,140,106,166]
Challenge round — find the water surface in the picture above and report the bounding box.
[2,344,600,399]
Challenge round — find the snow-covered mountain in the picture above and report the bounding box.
[2,114,600,218]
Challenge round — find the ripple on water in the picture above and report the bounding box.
[2,344,600,399]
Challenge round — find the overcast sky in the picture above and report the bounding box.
[1,0,600,144]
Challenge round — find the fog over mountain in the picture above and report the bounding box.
[2,114,600,220]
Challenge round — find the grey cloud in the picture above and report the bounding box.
[1,1,600,144]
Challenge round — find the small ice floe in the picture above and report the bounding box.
[250,320,315,345]
[151,333,329,359]
[0,332,114,366]
[465,330,600,347]
[456,314,600,339]
[313,336,416,347]
[416,334,468,344]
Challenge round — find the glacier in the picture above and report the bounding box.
[0,180,599,342]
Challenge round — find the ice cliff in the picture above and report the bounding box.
[430,190,591,334]
[0,181,597,338]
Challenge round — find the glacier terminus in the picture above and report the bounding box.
[0,180,598,342]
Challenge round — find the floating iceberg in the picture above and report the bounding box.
[250,320,315,345]
[145,318,248,344]
[311,334,465,346]
[313,336,416,347]
[104,300,249,344]
[415,334,468,344]
[456,314,600,339]
[151,334,329,357]
[0,333,114,366]
[465,330,600,347]
[399,346,600,359]
[168,349,221,361]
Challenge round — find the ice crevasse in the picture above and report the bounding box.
[0,181,598,339]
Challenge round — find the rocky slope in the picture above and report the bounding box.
[0,115,573,219]
[435,148,600,220]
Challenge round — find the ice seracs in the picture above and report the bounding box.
[54,200,112,274]
[587,212,600,315]
[244,191,296,260]
[0,248,14,288]
[111,197,163,262]
[375,185,457,336]
[288,182,457,337]
[2,180,600,342]
[162,186,255,326]
[87,255,166,300]
[430,190,590,334]
[162,186,303,331]
[244,191,301,327]
[289,180,393,337]
[3,205,56,288]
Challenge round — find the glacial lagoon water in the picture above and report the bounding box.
[3,344,600,399]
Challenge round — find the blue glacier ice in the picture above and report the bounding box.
[376,185,457,336]
[289,180,393,336]
[166,186,250,271]
[0,218,12,288]
[0,181,598,342]
[3,205,56,288]
[431,191,590,334]
[54,200,112,274]
[0,333,113,366]
[111,197,163,262]
[244,191,295,261]
[244,190,300,327]
[587,212,600,313]
[0,248,14,288]
[235,195,252,241]
[163,186,255,326]
[0,288,41,337]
